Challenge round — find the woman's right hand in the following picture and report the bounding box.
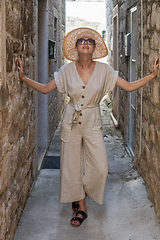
[17,57,57,94]
[18,57,25,80]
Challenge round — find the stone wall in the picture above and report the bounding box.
[116,0,128,139]
[106,0,113,65]
[134,0,160,222]
[0,1,66,239]
[118,0,142,141]
[0,1,37,239]
[48,0,66,143]
[108,0,160,222]
[0,1,1,83]
[106,0,131,137]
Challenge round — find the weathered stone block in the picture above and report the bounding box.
[23,8,33,35]
[6,0,13,36]
[12,5,21,39]
[146,185,154,206]
[150,80,159,105]
[5,199,12,232]
[2,135,12,157]
[20,177,30,206]
[150,124,156,144]
[23,157,32,179]
[29,123,36,156]
[0,152,11,195]
[149,50,159,73]
[145,145,151,167]
[143,38,150,55]
[0,198,6,240]
[30,150,37,182]
[13,41,22,54]
[0,111,2,131]
[151,3,160,31]
[150,31,160,50]
[150,146,159,176]
[142,120,150,142]
[152,109,160,127]
[6,36,13,73]
[147,14,151,30]
[8,120,20,145]
[11,145,19,177]
[142,100,150,120]
[149,170,157,196]
[18,137,28,166]
[6,213,17,240]
[155,128,160,146]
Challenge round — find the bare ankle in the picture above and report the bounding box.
[79,199,87,213]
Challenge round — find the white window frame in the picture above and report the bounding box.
[127,6,138,157]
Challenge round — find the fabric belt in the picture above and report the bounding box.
[68,102,99,129]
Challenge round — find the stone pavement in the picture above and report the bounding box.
[14,100,160,240]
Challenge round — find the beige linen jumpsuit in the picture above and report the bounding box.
[54,61,118,204]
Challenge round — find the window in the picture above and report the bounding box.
[54,17,58,71]
[102,30,106,41]
[127,6,138,156]
[112,5,119,124]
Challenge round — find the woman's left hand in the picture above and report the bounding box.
[152,57,159,78]
[18,57,25,80]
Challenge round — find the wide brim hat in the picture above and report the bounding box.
[63,27,108,61]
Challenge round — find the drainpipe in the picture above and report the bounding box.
[139,0,143,160]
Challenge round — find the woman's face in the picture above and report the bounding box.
[75,38,95,57]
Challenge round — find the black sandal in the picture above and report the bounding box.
[72,201,79,212]
[71,210,88,227]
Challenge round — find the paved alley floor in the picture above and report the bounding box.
[14,100,160,240]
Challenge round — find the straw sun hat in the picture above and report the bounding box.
[63,27,108,61]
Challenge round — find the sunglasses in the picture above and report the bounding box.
[76,38,95,46]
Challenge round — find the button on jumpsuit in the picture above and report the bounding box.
[54,61,118,204]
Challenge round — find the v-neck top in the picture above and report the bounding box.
[74,61,97,86]
[54,61,118,107]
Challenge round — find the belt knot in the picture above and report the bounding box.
[70,104,82,129]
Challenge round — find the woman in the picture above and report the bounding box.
[18,27,159,227]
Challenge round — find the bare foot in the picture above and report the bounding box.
[71,210,88,227]
[72,201,79,212]
[71,198,87,226]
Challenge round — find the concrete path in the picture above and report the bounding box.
[14,100,160,240]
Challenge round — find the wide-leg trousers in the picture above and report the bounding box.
[59,105,108,205]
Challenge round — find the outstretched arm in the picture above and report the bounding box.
[18,58,57,94]
[116,58,159,92]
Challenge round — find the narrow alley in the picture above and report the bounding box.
[14,100,160,240]
[1,1,160,239]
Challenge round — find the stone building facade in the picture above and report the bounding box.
[0,1,65,239]
[106,0,160,222]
